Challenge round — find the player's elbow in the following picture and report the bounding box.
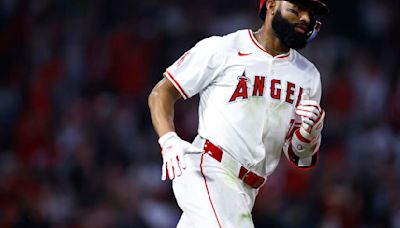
[148,86,159,112]
[149,78,182,110]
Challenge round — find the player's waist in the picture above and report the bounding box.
[197,136,266,189]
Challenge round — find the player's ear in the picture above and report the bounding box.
[266,0,277,15]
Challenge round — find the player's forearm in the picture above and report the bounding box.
[148,89,175,137]
[148,78,181,137]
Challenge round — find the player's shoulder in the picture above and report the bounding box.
[194,29,249,51]
[194,35,223,49]
[292,50,321,78]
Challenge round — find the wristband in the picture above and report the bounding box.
[158,131,178,148]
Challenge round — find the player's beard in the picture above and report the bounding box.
[272,9,309,50]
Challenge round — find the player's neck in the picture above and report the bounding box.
[253,26,289,57]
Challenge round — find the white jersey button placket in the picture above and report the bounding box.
[269,59,275,76]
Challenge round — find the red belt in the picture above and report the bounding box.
[204,140,265,189]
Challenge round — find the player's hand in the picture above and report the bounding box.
[159,132,203,181]
[295,93,325,142]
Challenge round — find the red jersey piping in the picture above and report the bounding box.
[247,29,290,59]
[200,153,223,228]
[164,71,189,99]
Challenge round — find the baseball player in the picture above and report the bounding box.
[148,0,328,227]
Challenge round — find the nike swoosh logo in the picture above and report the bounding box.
[238,51,252,56]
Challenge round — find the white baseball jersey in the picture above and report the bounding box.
[164,29,321,178]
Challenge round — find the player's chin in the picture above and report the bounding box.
[285,36,308,50]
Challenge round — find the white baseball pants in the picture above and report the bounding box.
[172,135,259,228]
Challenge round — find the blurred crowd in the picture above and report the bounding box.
[0,0,399,227]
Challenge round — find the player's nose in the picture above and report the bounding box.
[298,10,311,25]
